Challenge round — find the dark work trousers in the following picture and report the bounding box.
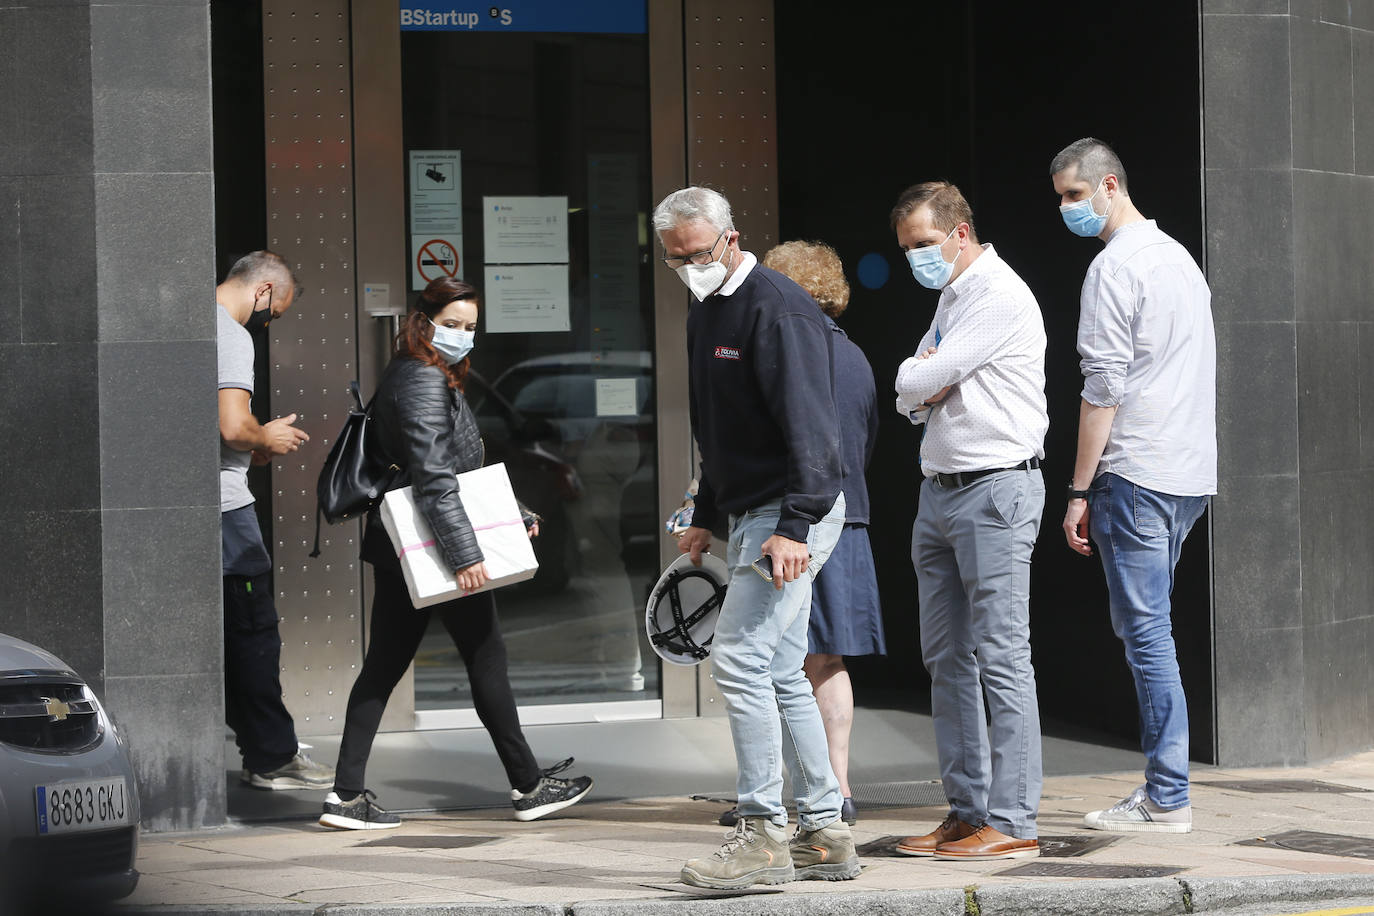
[333,566,541,795]
[223,572,300,774]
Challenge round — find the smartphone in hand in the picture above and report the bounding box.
[750,555,773,581]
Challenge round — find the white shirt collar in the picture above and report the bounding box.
[717,251,757,297]
[944,243,997,300]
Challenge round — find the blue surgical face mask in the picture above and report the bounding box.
[1060,179,1111,238]
[430,321,475,364]
[905,226,959,290]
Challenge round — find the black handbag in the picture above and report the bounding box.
[309,381,400,557]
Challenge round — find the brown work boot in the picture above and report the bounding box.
[895,812,978,857]
[933,824,1039,861]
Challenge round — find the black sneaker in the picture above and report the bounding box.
[719,806,740,827]
[319,789,401,830]
[511,757,593,822]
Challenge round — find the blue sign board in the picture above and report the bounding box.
[400,1,646,33]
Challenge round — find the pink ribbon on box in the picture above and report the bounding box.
[474,517,523,532]
[397,518,523,558]
[398,539,436,558]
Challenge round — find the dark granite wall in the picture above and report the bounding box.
[1205,0,1374,765]
[0,1,225,830]
[0,4,104,682]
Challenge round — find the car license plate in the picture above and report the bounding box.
[35,778,131,835]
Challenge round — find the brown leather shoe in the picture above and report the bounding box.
[933,824,1039,861]
[895,813,978,857]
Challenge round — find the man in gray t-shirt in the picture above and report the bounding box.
[1051,139,1216,836]
[216,251,332,790]
[218,304,258,514]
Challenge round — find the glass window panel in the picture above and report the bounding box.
[400,10,659,712]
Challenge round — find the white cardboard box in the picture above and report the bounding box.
[379,463,539,608]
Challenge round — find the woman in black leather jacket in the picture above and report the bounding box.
[319,277,593,831]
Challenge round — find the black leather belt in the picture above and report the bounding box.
[933,457,1040,489]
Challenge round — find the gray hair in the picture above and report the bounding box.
[651,187,734,239]
[1049,137,1129,194]
[224,249,303,300]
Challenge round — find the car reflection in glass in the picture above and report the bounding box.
[466,351,658,697]
[0,632,141,910]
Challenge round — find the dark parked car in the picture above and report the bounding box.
[468,351,658,593]
[0,633,140,908]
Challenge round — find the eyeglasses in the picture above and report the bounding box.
[661,229,728,270]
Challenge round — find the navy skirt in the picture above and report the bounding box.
[809,523,886,657]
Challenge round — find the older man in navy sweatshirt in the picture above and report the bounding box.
[653,187,860,890]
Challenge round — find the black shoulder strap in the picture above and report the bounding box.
[308,504,324,559]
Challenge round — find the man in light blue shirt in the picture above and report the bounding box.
[1051,138,1217,834]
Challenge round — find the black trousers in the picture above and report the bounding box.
[334,567,541,794]
[223,572,300,773]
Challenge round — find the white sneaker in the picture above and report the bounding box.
[1083,785,1191,833]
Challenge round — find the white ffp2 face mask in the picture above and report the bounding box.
[675,259,729,302]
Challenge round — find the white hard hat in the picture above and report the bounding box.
[644,552,728,666]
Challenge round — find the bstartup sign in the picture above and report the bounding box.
[399,1,646,33]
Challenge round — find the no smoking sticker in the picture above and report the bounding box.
[412,235,462,289]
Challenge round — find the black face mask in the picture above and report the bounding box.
[244,288,273,335]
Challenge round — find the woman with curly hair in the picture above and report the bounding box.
[719,240,886,827]
[319,277,592,830]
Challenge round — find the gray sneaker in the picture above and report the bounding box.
[791,819,862,881]
[681,816,795,889]
[1083,784,1192,833]
[245,751,334,790]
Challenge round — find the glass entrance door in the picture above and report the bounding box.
[398,4,659,716]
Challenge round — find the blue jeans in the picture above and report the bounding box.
[913,468,1045,839]
[1089,472,1209,811]
[711,494,846,830]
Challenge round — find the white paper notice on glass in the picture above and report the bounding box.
[594,378,639,417]
[409,150,462,235]
[483,265,571,334]
[483,196,568,264]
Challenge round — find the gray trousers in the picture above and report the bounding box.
[912,467,1045,838]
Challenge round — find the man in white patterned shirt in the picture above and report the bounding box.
[890,181,1048,861]
[1051,138,1216,834]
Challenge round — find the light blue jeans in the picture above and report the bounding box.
[1089,472,1209,811]
[711,494,846,830]
[913,468,1044,839]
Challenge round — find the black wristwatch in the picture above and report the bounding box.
[1067,483,1091,501]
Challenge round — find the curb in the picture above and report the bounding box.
[975,878,1185,915]
[971,874,1374,916]
[114,873,1374,916]
[1188,874,1374,911]
[575,889,965,915]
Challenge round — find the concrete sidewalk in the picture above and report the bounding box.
[115,750,1374,915]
